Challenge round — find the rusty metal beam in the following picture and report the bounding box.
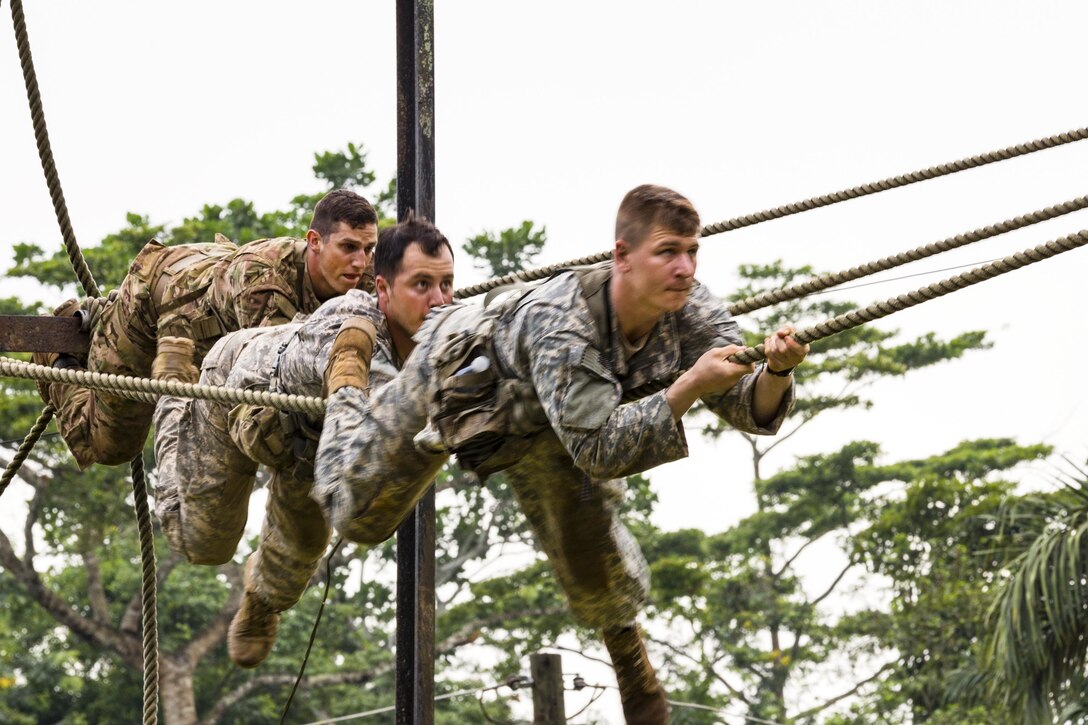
[0,315,88,354]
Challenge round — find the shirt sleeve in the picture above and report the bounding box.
[523,302,689,480]
[678,282,795,434]
[232,259,301,329]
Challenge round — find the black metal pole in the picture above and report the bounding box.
[394,0,436,724]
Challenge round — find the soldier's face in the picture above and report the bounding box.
[376,242,455,338]
[307,222,378,299]
[617,225,699,314]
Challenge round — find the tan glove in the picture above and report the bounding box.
[324,317,378,395]
[152,336,199,384]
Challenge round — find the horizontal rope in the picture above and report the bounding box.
[3,230,1085,416]
[0,359,326,416]
[453,125,1088,300]
[727,194,1088,316]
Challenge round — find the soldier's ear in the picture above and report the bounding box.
[376,275,391,304]
[614,239,631,271]
[305,229,323,253]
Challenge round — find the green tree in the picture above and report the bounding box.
[975,460,1088,724]
[462,221,547,278]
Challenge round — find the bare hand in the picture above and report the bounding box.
[686,344,756,397]
[763,325,809,373]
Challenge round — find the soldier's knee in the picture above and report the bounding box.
[338,517,398,547]
[91,436,146,466]
[184,543,237,567]
[293,526,332,560]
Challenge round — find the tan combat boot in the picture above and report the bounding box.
[603,625,670,725]
[324,317,378,395]
[227,560,280,668]
[151,336,198,384]
[31,298,84,405]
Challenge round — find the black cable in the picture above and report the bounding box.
[280,538,345,724]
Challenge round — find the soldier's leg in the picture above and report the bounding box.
[504,431,668,724]
[229,469,329,668]
[504,430,649,628]
[248,469,331,612]
[154,337,258,565]
[51,243,164,468]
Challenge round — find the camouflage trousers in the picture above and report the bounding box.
[51,239,235,469]
[153,329,330,612]
[315,306,649,628]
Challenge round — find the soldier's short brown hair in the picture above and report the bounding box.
[310,189,379,237]
[375,214,454,280]
[615,184,700,246]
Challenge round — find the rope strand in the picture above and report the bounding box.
[453,126,1088,300]
[0,404,54,498]
[727,194,1088,316]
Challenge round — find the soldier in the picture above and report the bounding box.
[312,185,810,724]
[151,216,454,668]
[33,189,379,469]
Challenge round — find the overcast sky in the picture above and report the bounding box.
[3,1,1088,720]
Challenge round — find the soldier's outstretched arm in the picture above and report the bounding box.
[312,351,447,545]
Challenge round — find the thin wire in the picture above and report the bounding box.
[300,687,493,724]
[280,538,345,724]
[666,698,785,725]
[476,685,516,725]
[0,431,60,447]
[801,257,1003,297]
[565,684,606,720]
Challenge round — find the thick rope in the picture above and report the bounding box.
[0,404,54,498]
[731,229,1088,363]
[453,126,1088,300]
[700,128,1088,237]
[727,194,1088,316]
[1,0,97,502]
[3,229,1086,414]
[9,0,99,299]
[129,455,159,725]
[0,359,327,416]
[8,5,156,722]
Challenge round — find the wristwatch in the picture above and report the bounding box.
[764,363,794,378]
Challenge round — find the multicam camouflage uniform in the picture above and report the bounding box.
[153,290,389,612]
[47,236,325,469]
[314,263,795,629]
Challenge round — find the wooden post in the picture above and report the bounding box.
[531,653,566,725]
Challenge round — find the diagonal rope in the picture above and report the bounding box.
[727,194,1088,316]
[728,229,1088,365]
[9,0,99,298]
[7,3,156,723]
[453,126,1088,300]
[0,404,54,498]
[699,127,1088,237]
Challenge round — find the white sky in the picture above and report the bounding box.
[3,1,1088,721]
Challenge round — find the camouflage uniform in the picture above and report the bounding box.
[153,290,388,612]
[314,263,794,629]
[48,236,323,469]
